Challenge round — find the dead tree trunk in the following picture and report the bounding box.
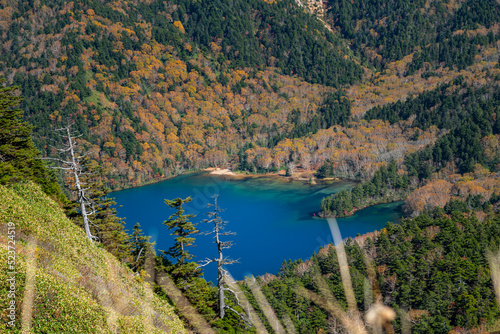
[43,123,97,242]
[199,195,248,323]
[64,126,95,241]
[214,199,229,319]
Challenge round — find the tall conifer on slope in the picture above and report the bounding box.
[0,79,64,200]
[130,222,154,273]
[161,197,201,287]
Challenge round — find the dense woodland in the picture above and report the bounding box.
[327,0,500,71]
[322,80,500,217]
[0,0,364,189]
[0,0,462,189]
[2,0,500,332]
[269,211,500,333]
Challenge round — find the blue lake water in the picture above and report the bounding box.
[112,172,402,282]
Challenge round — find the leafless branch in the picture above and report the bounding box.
[40,157,73,164]
[226,305,252,327]
[134,247,145,264]
[197,258,216,268]
[46,166,73,171]
[220,241,234,249]
[46,123,97,242]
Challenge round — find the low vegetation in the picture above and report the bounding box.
[0,182,186,333]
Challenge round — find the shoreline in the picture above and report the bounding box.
[317,200,406,220]
[111,167,344,194]
[204,167,342,183]
[205,168,239,176]
[256,227,386,284]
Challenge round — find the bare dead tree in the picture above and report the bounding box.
[198,195,248,323]
[42,123,97,242]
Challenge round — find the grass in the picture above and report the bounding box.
[0,182,186,333]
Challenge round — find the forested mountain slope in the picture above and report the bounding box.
[263,211,500,333]
[2,0,500,193]
[321,78,500,218]
[326,0,500,71]
[0,0,364,188]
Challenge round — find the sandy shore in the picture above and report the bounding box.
[205,168,238,176]
[204,168,342,184]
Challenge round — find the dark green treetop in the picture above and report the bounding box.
[162,197,201,284]
[0,78,64,201]
[130,222,154,272]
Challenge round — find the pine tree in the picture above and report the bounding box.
[130,222,154,272]
[162,197,201,285]
[0,80,31,184]
[0,79,63,200]
[317,160,334,179]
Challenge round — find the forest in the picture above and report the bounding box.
[2,92,500,331]
[1,0,500,332]
[0,0,451,188]
[321,80,500,218]
[327,0,500,71]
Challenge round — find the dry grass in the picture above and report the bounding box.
[0,182,186,333]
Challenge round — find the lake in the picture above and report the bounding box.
[112,172,402,282]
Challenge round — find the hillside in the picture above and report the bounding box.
[326,0,500,71]
[263,212,500,333]
[0,182,186,333]
[0,0,499,194]
[321,78,500,218]
[0,0,364,189]
[2,0,500,332]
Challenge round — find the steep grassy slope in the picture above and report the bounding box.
[0,182,186,333]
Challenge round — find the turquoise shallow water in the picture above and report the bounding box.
[112,172,402,281]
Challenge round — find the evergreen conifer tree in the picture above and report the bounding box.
[0,79,64,200]
[130,222,154,272]
[162,197,201,285]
